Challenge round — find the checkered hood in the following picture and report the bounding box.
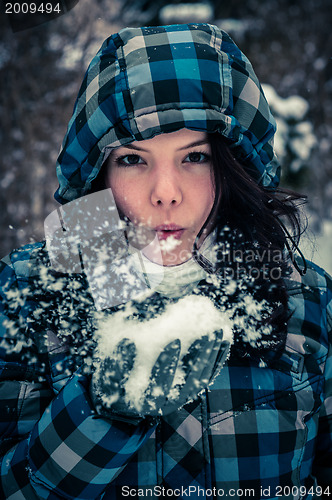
[55,23,280,204]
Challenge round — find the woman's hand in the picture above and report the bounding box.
[90,331,228,422]
[90,338,181,422]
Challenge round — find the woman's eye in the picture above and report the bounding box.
[185,152,210,163]
[116,154,144,166]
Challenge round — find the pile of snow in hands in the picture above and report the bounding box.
[94,293,268,412]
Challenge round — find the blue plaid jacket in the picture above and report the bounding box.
[0,242,331,499]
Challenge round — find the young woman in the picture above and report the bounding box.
[0,23,331,499]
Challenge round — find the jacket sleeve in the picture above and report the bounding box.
[0,253,155,500]
[312,271,332,490]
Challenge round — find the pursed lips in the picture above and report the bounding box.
[154,224,185,240]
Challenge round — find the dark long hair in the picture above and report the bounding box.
[194,133,307,360]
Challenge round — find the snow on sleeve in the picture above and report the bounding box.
[94,294,233,411]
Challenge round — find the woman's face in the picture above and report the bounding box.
[106,129,215,266]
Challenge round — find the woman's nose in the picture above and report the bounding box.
[150,167,183,207]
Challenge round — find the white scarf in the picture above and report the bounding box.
[129,231,217,298]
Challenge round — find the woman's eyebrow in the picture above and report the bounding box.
[178,140,210,150]
[113,139,210,154]
[115,143,148,152]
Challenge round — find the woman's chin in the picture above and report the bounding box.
[142,246,192,267]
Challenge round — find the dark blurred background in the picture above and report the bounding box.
[0,0,331,269]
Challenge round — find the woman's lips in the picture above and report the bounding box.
[154,225,185,240]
